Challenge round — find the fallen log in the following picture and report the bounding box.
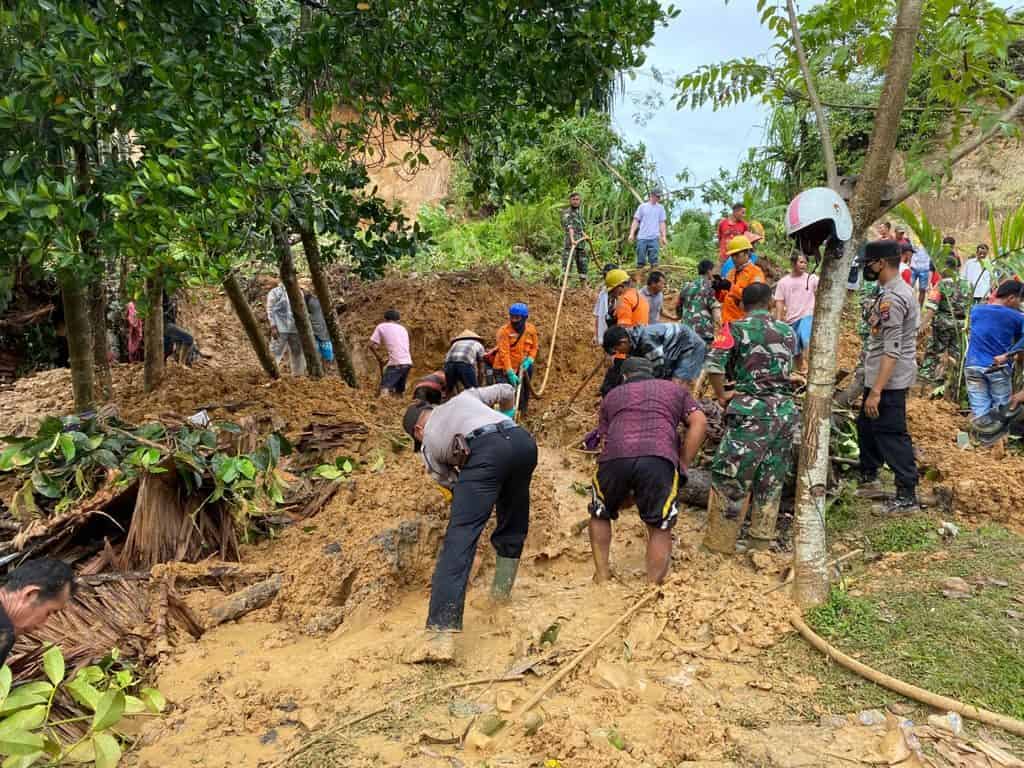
[207,573,283,627]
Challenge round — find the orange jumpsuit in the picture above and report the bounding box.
[494,322,540,373]
[612,287,649,328]
[721,263,766,325]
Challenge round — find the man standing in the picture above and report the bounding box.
[894,226,911,248]
[909,241,932,307]
[855,240,921,512]
[593,264,618,345]
[370,309,413,397]
[444,330,487,395]
[402,385,537,663]
[676,259,723,348]
[773,253,819,375]
[602,322,707,392]
[918,256,968,385]
[641,271,666,325]
[703,283,798,553]
[716,202,748,262]
[494,303,539,416]
[721,236,766,325]
[628,189,668,268]
[561,191,590,279]
[304,290,334,364]
[964,280,1024,419]
[961,243,993,300]
[589,358,707,583]
[267,281,306,375]
[0,558,76,665]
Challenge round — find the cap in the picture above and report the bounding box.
[861,239,899,265]
[403,402,433,452]
[650,188,663,197]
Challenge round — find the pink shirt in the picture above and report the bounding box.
[370,322,412,366]
[773,273,819,324]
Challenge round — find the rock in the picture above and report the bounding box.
[749,551,776,572]
[886,702,915,716]
[523,712,543,736]
[298,709,321,730]
[495,690,516,713]
[476,714,506,737]
[322,541,342,556]
[714,635,740,655]
[940,576,972,598]
[819,714,848,729]
[275,699,298,712]
[259,729,278,745]
[449,698,491,717]
[303,607,345,635]
[858,709,886,726]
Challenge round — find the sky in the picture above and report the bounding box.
[614,2,777,201]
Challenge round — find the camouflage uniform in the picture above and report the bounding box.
[676,276,720,345]
[705,309,797,543]
[919,276,968,382]
[561,206,588,277]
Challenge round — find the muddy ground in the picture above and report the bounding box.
[1,271,1021,767]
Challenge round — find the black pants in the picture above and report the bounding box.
[444,361,478,396]
[426,425,538,631]
[856,388,917,496]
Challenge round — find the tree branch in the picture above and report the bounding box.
[783,88,975,115]
[881,91,1024,217]
[787,0,839,189]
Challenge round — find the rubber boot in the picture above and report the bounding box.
[491,556,520,601]
[702,490,745,555]
[747,494,780,551]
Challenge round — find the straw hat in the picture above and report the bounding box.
[450,329,484,345]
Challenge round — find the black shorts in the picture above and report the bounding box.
[381,364,412,393]
[590,456,680,531]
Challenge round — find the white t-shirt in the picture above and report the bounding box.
[593,289,609,344]
[961,258,992,298]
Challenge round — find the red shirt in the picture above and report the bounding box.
[900,264,912,285]
[717,218,748,260]
[597,378,700,470]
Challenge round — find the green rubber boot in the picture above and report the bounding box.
[491,556,520,601]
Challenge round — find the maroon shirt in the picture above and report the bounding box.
[597,378,700,469]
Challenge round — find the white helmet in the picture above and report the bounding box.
[785,187,853,242]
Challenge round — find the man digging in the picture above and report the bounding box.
[402,383,538,664]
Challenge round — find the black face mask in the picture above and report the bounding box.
[511,318,526,332]
[862,262,881,282]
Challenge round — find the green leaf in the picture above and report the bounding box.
[1,156,20,176]
[65,676,101,712]
[92,732,121,768]
[91,690,125,733]
[2,752,44,768]
[57,434,75,463]
[123,696,146,715]
[0,667,11,704]
[140,688,166,714]
[0,705,47,734]
[0,730,44,757]
[0,684,51,716]
[313,465,342,480]
[41,646,64,686]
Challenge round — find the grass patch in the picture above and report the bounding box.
[825,484,859,538]
[865,516,939,553]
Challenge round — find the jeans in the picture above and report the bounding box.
[636,238,660,267]
[667,333,707,382]
[444,360,478,396]
[791,316,813,356]
[426,426,537,630]
[856,388,918,497]
[965,365,1013,418]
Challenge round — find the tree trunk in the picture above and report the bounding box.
[223,272,279,379]
[272,222,323,379]
[792,0,925,608]
[89,276,113,401]
[144,274,164,393]
[60,273,95,412]
[300,226,358,387]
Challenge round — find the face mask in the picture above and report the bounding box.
[511,318,526,332]
[862,262,881,282]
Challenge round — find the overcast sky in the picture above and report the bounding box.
[614,2,776,202]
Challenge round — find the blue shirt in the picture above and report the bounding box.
[966,304,1024,368]
[633,202,666,240]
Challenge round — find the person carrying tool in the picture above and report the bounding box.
[402,386,537,663]
[493,303,539,417]
[855,239,921,513]
[676,259,723,348]
[370,309,413,397]
[601,322,707,392]
[444,330,487,396]
[600,269,650,395]
[588,358,707,584]
[721,236,766,325]
[918,255,969,385]
[561,191,590,279]
[628,188,668,268]
[703,283,798,553]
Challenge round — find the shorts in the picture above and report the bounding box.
[381,364,412,393]
[910,268,930,290]
[590,456,680,531]
[317,339,335,362]
[667,335,706,382]
[791,315,813,355]
[636,238,660,267]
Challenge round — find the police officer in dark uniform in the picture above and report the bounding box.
[856,240,921,512]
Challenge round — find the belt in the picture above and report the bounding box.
[466,420,518,443]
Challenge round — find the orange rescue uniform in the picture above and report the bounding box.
[493,322,540,373]
[721,263,766,325]
[612,287,649,328]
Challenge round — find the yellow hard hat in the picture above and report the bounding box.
[749,221,765,236]
[605,268,630,291]
[726,235,753,256]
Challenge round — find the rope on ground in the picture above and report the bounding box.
[512,588,660,720]
[790,612,1024,738]
[272,673,525,766]
[531,245,576,398]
